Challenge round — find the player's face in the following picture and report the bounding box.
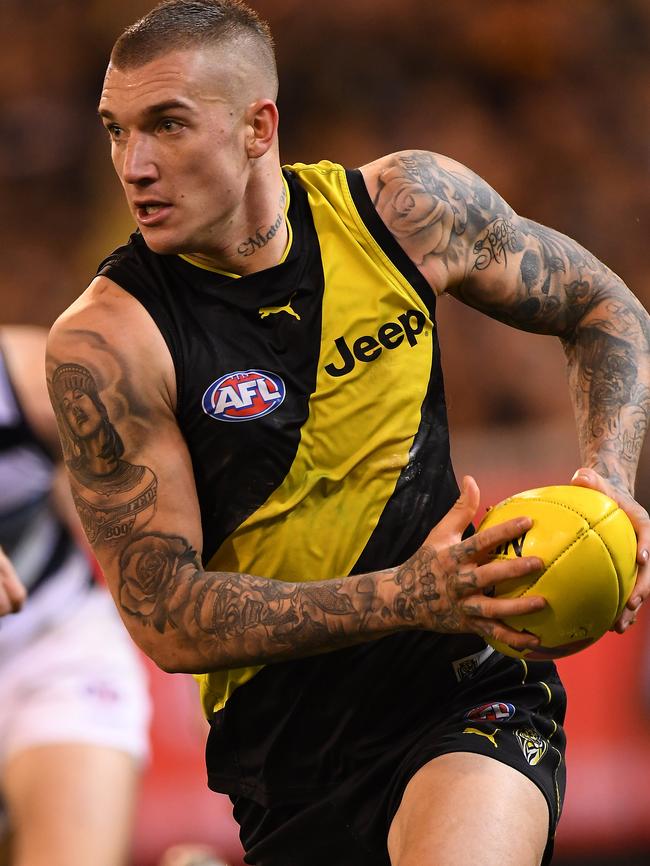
[98,48,253,257]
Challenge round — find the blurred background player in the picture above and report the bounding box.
[0,547,25,618]
[0,325,151,866]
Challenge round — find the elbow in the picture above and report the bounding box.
[145,642,197,675]
[154,656,188,675]
[133,634,192,675]
[152,654,201,674]
[139,636,230,675]
[128,623,234,674]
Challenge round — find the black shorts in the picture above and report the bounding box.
[207,632,567,866]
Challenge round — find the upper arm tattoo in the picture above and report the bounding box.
[48,335,158,546]
[372,150,512,273]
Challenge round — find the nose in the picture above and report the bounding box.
[120,133,158,185]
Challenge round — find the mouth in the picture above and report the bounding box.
[134,201,173,226]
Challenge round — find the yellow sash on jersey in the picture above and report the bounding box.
[197,161,435,716]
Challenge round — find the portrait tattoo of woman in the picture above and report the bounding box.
[51,363,157,544]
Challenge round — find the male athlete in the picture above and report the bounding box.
[46,2,650,865]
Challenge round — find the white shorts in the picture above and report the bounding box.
[0,587,151,769]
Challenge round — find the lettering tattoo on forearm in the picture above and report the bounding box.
[119,530,391,663]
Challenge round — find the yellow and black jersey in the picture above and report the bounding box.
[98,161,464,716]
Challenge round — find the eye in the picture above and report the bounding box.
[105,123,124,141]
[158,118,183,134]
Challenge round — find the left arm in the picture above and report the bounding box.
[361,149,650,630]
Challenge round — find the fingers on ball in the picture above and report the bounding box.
[476,555,543,588]
[468,517,532,557]
[474,617,539,649]
[464,593,545,620]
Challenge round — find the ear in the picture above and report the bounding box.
[245,99,279,158]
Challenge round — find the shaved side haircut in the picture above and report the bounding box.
[111,0,278,96]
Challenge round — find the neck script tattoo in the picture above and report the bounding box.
[237,185,286,257]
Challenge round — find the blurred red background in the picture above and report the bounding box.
[1,1,648,863]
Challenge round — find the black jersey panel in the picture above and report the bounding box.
[98,174,325,564]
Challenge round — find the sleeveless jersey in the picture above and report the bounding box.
[98,161,466,716]
[0,347,95,658]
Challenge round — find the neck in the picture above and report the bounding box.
[187,161,289,276]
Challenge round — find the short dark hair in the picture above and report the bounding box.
[111,0,277,92]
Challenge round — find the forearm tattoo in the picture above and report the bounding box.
[373,150,650,493]
[500,223,650,491]
[118,531,392,666]
[48,329,462,668]
[115,525,504,669]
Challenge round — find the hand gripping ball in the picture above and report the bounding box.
[477,485,638,660]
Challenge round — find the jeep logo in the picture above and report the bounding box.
[324,309,428,377]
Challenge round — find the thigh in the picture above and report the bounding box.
[384,655,566,866]
[388,752,548,866]
[3,742,139,866]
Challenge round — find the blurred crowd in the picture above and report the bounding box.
[2,0,648,452]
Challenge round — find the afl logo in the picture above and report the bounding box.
[202,370,285,422]
[464,702,516,722]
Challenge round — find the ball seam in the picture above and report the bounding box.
[592,514,630,609]
[504,495,616,528]
[519,529,589,597]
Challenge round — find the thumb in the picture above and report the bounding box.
[427,475,480,545]
[571,467,607,494]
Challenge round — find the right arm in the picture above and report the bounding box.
[47,278,545,673]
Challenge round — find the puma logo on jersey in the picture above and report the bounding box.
[259,293,301,321]
[325,309,428,377]
[463,727,500,748]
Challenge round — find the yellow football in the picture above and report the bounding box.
[477,485,638,660]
